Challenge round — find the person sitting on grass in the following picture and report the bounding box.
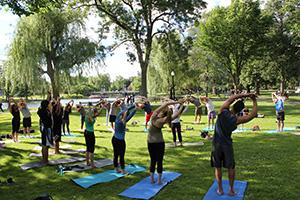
[147,99,185,184]
[272,92,288,132]
[112,104,138,174]
[200,96,216,129]
[19,98,32,138]
[37,93,53,164]
[84,103,100,168]
[8,98,20,143]
[211,93,257,196]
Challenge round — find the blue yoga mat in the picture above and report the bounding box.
[72,164,145,188]
[203,180,247,200]
[119,171,181,200]
[203,127,214,132]
[265,127,297,134]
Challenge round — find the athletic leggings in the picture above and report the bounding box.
[81,115,85,130]
[171,122,182,143]
[147,142,165,173]
[62,119,70,134]
[84,130,95,153]
[112,136,126,169]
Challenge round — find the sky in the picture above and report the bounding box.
[0,0,231,80]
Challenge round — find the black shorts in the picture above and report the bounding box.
[84,130,95,153]
[12,118,20,133]
[276,111,285,121]
[41,126,53,147]
[211,142,235,169]
[195,107,202,115]
[23,117,32,128]
[109,115,116,123]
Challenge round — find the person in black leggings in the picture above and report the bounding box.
[62,100,73,135]
[112,105,137,173]
[145,99,185,184]
[8,98,20,143]
[52,97,63,154]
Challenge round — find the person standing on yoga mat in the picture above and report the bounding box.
[84,103,100,168]
[8,98,20,143]
[19,98,32,138]
[109,99,123,130]
[136,96,153,132]
[211,93,257,196]
[188,96,202,124]
[37,92,53,164]
[52,96,63,154]
[147,99,184,184]
[200,96,216,129]
[62,100,74,135]
[272,92,288,132]
[77,102,86,130]
[112,104,137,174]
[169,100,188,147]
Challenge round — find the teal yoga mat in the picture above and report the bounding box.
[72,164,145,188]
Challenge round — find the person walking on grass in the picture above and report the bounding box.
[189,96,202,124]
[19,98,32,138]
[200,96,216,129]
[147,99,185,184]
[84,103,100,168]
[211,93,257,196]
[272,92,288,132]
[37,92,53,164]
[8,98,20,143]
[62,100,74,135]
[112,104,137,174]
[52,96,63,154]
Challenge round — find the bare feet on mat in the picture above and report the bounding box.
[216,189,224,196]
[228,190,237,196]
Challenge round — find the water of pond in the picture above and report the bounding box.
[0,98,117,109]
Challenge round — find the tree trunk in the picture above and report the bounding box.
[46,54,59,99]
[280,79,285,95]
[140,65,148,97]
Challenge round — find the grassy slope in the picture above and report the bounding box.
[0,98,299,200]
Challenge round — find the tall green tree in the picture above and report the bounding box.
[148,32,191,96]
[196,0,271,91]
[265,0,300,93]
[73,0,206,96]
[6,9,98,98]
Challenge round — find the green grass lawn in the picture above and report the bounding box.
[0,98,300,200]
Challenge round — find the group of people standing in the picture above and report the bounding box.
[8,98,32,142]
[37,94,75,163]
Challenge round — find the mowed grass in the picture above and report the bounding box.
[0,97,300,200]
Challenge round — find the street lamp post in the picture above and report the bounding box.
[171,71,175,100]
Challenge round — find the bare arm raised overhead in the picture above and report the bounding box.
[236,94,258,125]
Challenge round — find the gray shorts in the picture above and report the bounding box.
[211,142,235,169]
